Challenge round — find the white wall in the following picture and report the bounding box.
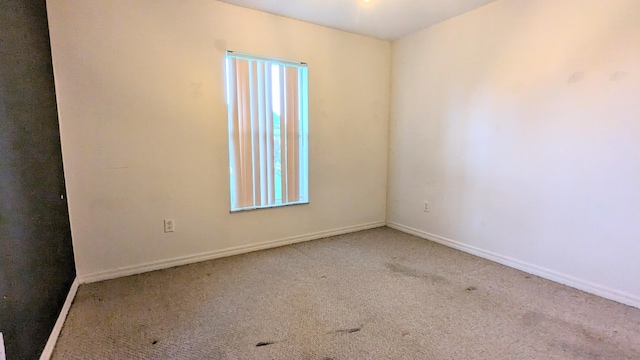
[46,0,390,278]
[388,0,640,305]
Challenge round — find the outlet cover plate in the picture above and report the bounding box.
[164,219,175,233]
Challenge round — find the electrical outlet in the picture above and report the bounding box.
[0,332,6,360]
[423,201,430,212]
[164,219,175,233]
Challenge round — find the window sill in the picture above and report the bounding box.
[230,201,309,213]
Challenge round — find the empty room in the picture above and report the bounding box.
[1,0,639,358]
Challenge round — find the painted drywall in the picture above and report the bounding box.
[46,0,390,277]
[0,0,76,358]
[388,0,640,302]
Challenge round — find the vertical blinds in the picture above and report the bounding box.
[226,52,308,211]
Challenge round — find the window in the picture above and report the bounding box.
[225,51,309,211]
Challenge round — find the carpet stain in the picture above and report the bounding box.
[465,286,478,291]
[522,311,640,359]
[385,262,447,284]
[256,341,277,347]
[521,311,542,327]
[330,327,361,334]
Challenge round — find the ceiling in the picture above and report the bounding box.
[218,0,498,41]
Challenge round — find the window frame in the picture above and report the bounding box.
[225,51,309,212]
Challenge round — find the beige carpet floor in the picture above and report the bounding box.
[52,227,640,359]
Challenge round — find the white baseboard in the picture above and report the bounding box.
[386,221,640,310]
[79,221,386,284]
[0,332,5,360]
[39,278,79,360]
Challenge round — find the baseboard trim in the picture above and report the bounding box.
[78,221,386,284]
[386,221,640,309]
[39,277,79,360]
